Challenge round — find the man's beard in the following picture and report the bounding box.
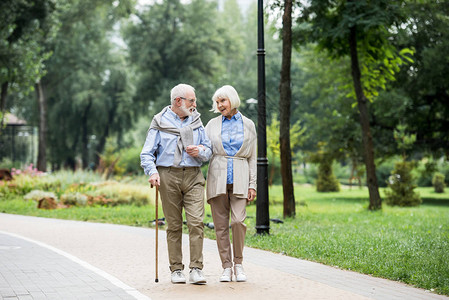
[180,102,194,117]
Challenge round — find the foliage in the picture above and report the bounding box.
[266,113,306,185]
[385,161,421,207]
[413,157,449,187]
[291,0,416,210]
[44,1,129,169]
[60,192,88,206]
[310,144,340,192]
[393,124,416,159]
[124,0,228,122]
[0,170,149,207]
[315,159,340,192]
[0,158,21,170]
[116,146,142,175]
[97,140,124,178]
[290,46,365,183]
[295,0,413,100]
[384,123,420,206]
[4,0,136,170]
[375,157,398,188]
[23,190,58,202]
[11,163,44,177]
[294,160,318,185]
[84,181,149,206]
[432,173,445,194]
[391,1,449,157]
[0,0,56,101]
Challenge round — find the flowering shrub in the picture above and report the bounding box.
[1,169,150,208]
[11,164,44,177]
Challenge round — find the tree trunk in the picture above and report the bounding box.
[349,25,382,210]
[0,82,8,132]
[94,96,117,168]
[36,81,47,172]
[81,98,92,169]
[279,0,295,218]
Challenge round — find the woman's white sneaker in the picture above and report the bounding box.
[219,268,232,282]
[234,264,247,282]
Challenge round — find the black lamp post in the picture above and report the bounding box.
[255,0,270,235]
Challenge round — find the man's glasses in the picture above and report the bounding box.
[180,97,196,104]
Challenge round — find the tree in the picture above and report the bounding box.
[290,46,366,187]
[295,0,413,210]
[94,57,136,167]
[385,123,421,207]
[279,0,295,217]
[347,11,381,210]
[125,0,227,122]
[0,0,55,131]
[310,143,341,192]
[392,1,449,158]
[40,0,133,169]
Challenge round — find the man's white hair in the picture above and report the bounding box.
[171,84,195,104]
[211,85,241,113]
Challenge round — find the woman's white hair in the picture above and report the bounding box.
[170,84,195,104]
[211,85,241,113]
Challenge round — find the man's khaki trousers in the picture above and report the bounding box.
[158,166,205,272]
[209,184,247,269]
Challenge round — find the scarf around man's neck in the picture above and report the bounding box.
[150,106,203,166]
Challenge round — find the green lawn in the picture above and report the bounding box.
[1,185,448,295]
[244,186,449,296]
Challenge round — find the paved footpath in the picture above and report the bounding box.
[0,213,447,300]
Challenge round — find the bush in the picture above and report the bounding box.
[432,172,446,193]
[23,190,59,209]
[316,160,340,192]
[117,146,142,175]
[0,170,102,197]
[1,169,151,208]
[385,161,421,207]
[85,181,150,206]
[60,192,88,206]
[24,190,58,201]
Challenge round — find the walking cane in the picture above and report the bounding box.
[154,185,159,283]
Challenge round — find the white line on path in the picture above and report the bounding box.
[0,230,151,300]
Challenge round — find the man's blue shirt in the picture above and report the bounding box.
[140,108,212,176]
[221,112,244,184]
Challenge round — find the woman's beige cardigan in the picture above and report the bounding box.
[205,114,257,202]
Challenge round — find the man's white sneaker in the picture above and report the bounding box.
[234,264,247,282]
[171,270,186,284]
[189,268,206,284]
[219,268,232,282]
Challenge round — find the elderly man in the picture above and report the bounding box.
[140,83,211,284]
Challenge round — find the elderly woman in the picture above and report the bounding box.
[205,85,257,282]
